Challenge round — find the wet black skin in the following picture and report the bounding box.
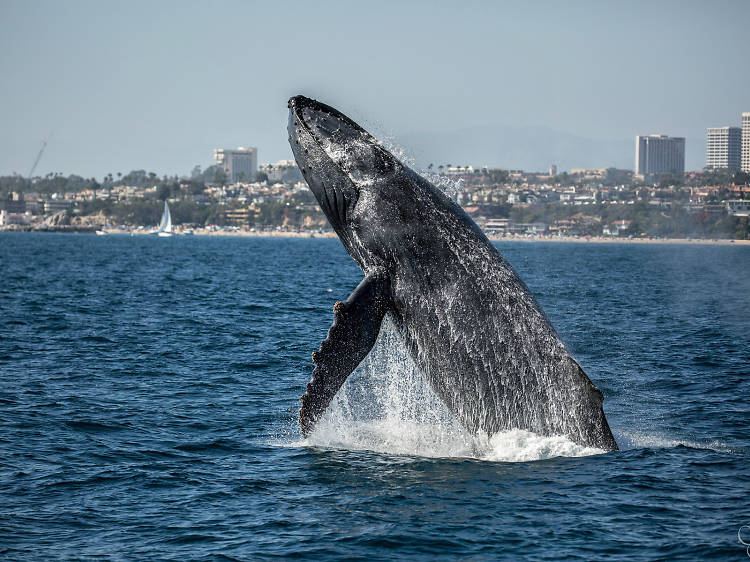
[288,95,618,451]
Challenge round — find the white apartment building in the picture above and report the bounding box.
[635,135,685,179]
[742,113,750,173]
[706,127,741,170]
[214,147,258,182]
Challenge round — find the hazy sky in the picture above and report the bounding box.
[1,0,748,178]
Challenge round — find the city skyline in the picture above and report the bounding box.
[1,0,749,178]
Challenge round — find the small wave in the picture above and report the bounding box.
[174,438,240,453]
[80,334,115,343]
[618,431,728,452]
[64,420,128,432]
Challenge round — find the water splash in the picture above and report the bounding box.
[379,134,417,169]
[378,134,464,201]
[304,317,605,462]
[420,171,465,201]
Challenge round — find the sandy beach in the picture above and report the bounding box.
[83,227,750,246]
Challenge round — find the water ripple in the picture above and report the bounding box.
[0,234,748,560]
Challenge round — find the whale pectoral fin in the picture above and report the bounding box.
[300,272,391,436]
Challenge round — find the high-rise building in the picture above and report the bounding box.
[635,135,685,179]
[742,113,750,173]
[706,127,742,170]
[213,147,258,182]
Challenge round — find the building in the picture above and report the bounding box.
[635,135,685,179]
[223,207,253,225]
[706,127,741,170]
[43,197,72,214]
[0,210,32,226]
[726,200,750,216]
[0,192,26,213]
[742,113,750,173]
[259,160,303,183]
[213,147,258,183]
[603,219,631,237]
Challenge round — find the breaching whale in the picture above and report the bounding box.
[287,95,618,451]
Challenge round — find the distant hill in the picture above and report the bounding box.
[396,125,704,173]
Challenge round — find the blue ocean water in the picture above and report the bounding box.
[1,232,749,560]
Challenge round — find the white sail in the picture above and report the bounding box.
[159,202,172,232]
[157,201,173,236]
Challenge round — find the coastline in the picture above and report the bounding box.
[3,226,747,245]
[202,232,750,245]
[191,230,750,245]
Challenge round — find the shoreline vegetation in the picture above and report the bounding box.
[2,167,749,242]
[2,224,747,245]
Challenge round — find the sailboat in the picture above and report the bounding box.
[156,201,173,237]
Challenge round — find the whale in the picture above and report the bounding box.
[287,95,618,451]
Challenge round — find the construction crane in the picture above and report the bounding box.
[28,139,48,179]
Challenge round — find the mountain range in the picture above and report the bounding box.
[396,125,704,173]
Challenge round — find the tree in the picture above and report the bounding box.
[487,169,509,184]
[554,172,574,186]
[603,168,633,187]
[658,174,683,188]
[188,181,206,195]
[156,184,171,201]
[213,168,227,186]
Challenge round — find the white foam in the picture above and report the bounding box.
[482,429,604,462]
[304,422,604,462]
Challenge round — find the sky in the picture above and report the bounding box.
[1,0,748,178]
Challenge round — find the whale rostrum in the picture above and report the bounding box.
[288,95,618,451]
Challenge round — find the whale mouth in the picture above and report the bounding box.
[288,96,370,143]
[289,95,402,187]
[288,96,365,232]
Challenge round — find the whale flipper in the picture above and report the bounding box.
[300,272,391,435]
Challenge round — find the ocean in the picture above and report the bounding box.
[1,233,748,559]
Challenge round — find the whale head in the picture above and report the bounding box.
[288,95,412,270]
